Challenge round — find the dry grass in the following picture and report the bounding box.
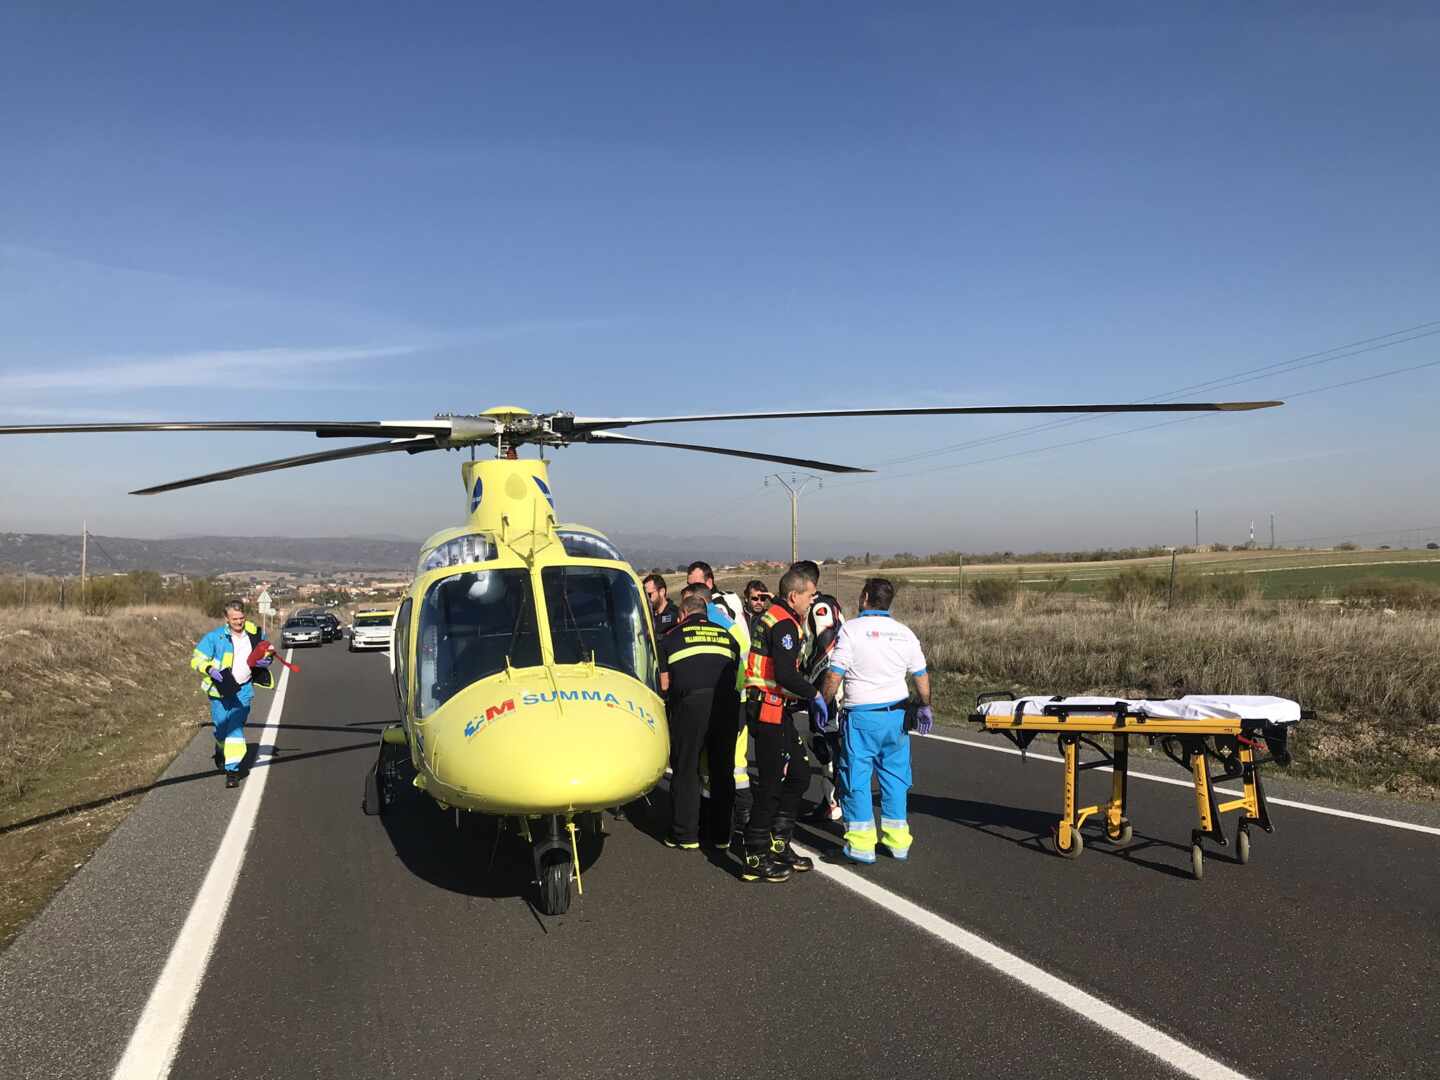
[0,605,214,947]
[892,590,1440,800]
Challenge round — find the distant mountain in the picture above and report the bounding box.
[0,530,779,578]
[0,533,419,577]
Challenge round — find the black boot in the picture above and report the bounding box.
[225,772,240,789]
[739,848,792,883]
[770,836,813,872]
[769,811,813,872]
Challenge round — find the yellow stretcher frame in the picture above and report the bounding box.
[969,693,1310,880]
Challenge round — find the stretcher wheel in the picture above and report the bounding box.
[1236,825,1251,865]
[1190,840,1204,881]
[1054,828,1084,859]
[1105,820,1134,846]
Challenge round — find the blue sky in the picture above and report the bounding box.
[2,4,1438,555]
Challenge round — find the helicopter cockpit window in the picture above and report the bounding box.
[555,530,625,562]
[541,566,659,691]
[416,570,542,717]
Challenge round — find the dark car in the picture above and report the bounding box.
[313,612,341,642]
[281,616,324,648]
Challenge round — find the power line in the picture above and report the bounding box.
[865,319,1440,469]
[83,530,125,573]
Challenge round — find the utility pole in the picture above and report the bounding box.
[764,473,821,564]
[1270,513,1276,550]
[1194,509,1199,549]
[81,519,88,612]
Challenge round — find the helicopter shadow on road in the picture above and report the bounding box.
[1,738,376,837]
[374,777,611,904]
[635,781,753,880]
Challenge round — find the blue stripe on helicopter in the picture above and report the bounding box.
[469,477,483,513]
[533,476,555,509]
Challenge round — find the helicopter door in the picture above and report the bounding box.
[391,597,413,720]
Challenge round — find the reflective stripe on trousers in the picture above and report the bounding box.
[210,696,250,773]
[839,705,913,853]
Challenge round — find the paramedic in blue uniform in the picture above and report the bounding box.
[819,578,932,863]
[190,601,275,788]
[658,591,743,849]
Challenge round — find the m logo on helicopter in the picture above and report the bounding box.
[463,697,516,737]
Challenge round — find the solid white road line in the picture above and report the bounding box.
[110,655,294,1080]
[918,731,1440,838]
[794,841,1252,1080]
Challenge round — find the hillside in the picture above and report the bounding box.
[0,530,772,578]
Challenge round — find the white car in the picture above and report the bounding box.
[349,610,395,652]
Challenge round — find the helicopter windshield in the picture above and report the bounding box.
[416,569,542,717]
[541,565,659,692]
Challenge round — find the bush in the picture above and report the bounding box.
[1100,568,1260,608]
[967,576,1018,608]
[1340,577,1440,610]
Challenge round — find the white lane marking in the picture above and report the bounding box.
[111,655,294,1080]
[794,842,1251,1080]
[918,732,1440,838]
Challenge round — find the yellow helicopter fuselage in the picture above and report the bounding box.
[389,455,668,816]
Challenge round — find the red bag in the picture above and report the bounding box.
[248,639,299,673]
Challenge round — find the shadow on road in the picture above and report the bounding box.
[375,780,610,903]
[795,790,1201,880]
[0,739,375,837]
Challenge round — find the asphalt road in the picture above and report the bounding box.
[3,644,1437,1079]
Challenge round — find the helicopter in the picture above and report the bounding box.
[0,398,1281,913]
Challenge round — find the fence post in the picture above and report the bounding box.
[1167,549,1178,609]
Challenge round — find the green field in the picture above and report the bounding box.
[844,549,1440,601]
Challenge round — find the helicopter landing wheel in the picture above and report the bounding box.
[538,851,572,916]
[362,761,383,816]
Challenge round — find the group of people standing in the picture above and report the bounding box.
[647,560,933,883]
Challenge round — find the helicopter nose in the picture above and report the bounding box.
[425,685,668,813]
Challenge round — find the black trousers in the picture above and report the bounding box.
[743,703,811,852]
[669,689,738,844]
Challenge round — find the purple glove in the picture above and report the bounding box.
[207,666,224,682]
[254,656,274,668]
[915,705,934,736]
[812,695,837,734]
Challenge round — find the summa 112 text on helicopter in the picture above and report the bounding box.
[0,399,1281,913]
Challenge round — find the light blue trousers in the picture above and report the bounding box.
[839,705,913,853]
[210,697,250,773]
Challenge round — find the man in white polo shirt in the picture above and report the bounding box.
[819,577,932,864]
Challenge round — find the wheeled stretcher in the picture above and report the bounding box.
[969,694,1311,879]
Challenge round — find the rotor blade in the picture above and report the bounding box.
[582,431,872,474]
[567,401,1284,431]
[0,417,498,440]
[130,436,442,495]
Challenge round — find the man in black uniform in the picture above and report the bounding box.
[643,573,680,635]
[742,579,771,634]
[658,591,743,850]
[740,567,823,883]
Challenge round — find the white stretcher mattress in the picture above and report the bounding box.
[978,695,1302,725]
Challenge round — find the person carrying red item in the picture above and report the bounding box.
[189,600,277,789]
